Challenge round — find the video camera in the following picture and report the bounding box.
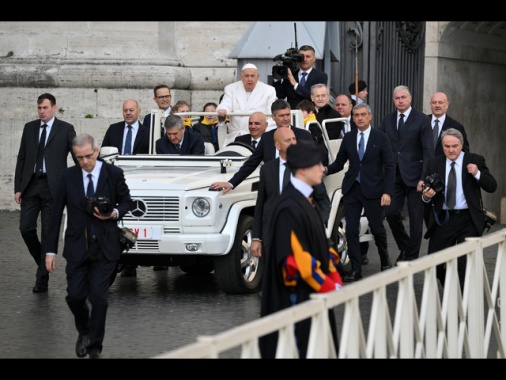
[271,22,304,80]
[272,47,304,80]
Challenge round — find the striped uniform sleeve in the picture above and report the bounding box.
[282,231,343,293]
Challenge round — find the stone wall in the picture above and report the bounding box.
[0,21,251,210]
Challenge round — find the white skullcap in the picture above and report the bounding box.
[241,63,258,71]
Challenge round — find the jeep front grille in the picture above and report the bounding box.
[124,196,180,221]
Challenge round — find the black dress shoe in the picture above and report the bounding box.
[75,334,89,358]
[153,265,168,271]
[342,271,363,282]
[381,258,392,271]
[120,266,137,277]
[88,348,101,359]
[361,255,369,265]
[32,285,48,293]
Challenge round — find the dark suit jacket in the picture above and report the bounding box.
[15,118,77,198]
[229,126,312,188]
[46,160,133,263]
[427,114,470,157]
[378,108,433,187]
[253,158,331,244]
[316,104,343,140]
[155,130,205,154]
[327,128,395,199]
[102,121,150,154]
[424,152,497,238]
[273,68,328,109]
[234,134,259,147]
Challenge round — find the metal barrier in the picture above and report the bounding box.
[154,228,506,358]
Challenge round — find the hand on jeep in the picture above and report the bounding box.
[210,181,232,194]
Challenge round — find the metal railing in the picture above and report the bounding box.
[155,228,506,358]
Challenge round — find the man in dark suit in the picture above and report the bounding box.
[233,111,268,149]
[422,128,496,289]
[378,85,434,263]
[102,99,150,278]
[428,91,470,157]
[272,45,328,109]
[45,133,133,359]
[102,99,150,155]
[251,127,331,259]
[14,93,78,293]
[156,114,205,154]
[333,93,370,262]
[210,99,313,193]
[142,84,172,138]
[326,103,395,281]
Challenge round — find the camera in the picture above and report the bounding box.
[86,196,113,217]
[423,173,444,193]
[119,226,137,252]
[272,48,304,80]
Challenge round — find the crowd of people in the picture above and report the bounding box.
[14,43,497,359]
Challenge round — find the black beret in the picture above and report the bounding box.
[286,140,324,169]
[348,80,367,94]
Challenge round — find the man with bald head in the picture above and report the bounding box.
[428,91,470,157]
[234,111,268,148]
[101,99,150,278]
[251,127,330,258]
[217,63,277,146]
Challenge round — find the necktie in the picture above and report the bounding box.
[357,132,365,182]
[86,173,94,198]
[35,124,47,174]
[398,114,405,131]
[175,143,181,153]
[300,72,307,87]
[212,126,218,145]
[282,163,290,193]
[124,125,133,155]
[251,140,257,149]
[433,119,439,148]
[446,161,456,210]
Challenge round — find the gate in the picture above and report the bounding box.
[332,21,426,123]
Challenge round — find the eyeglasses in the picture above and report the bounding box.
[156,95,172,100]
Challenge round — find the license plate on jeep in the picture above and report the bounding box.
[128,226,162,240]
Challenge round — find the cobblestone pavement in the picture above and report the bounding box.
[1,210,504,359]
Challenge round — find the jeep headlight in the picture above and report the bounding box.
[192,198,210,217]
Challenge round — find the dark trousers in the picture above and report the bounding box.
[427,209,479,290]
[385,169,424,260]
[19,176,52,287]
[344,182,390,274]
[65,245,117,353]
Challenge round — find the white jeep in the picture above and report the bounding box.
[101,110,372,294]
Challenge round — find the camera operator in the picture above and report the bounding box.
[45,133,134,359]
[422,128,497,291]
[272,45,328,109]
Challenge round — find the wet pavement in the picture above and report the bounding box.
[1,210,504,359]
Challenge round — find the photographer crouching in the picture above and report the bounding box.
[45,133,134,359]
[421,128,497,291]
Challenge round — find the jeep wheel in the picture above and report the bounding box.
[330,204,351,268]
[213,214,264,294]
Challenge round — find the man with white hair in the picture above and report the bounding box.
[217,63,277,146]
